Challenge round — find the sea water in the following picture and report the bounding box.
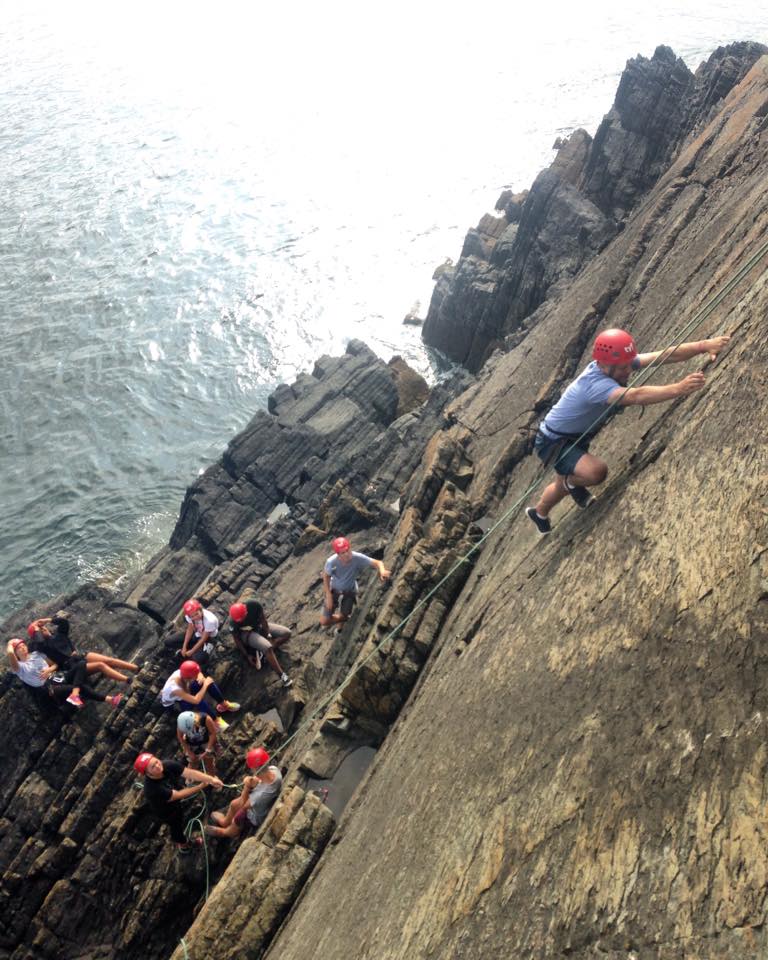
[0,0,765,618]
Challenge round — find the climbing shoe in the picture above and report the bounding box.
[525,507,551,535]
[217,700,240,713]
[566,483,594,508]
[66,693,85,708]
[107,693,123,708]
[215,717,229,732]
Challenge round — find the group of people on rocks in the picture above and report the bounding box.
[6,327,730,854]
[5,536,391,853]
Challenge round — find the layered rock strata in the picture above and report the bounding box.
[1,43,767,960]
[262,53,768,960]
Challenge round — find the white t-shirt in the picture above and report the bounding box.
[185,609,219,639]
[160,670,186,707]
[14,651,49,688]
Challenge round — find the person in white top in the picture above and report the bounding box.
[163,598,219,669]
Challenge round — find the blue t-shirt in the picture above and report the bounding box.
[541,359,640,438]
[324,552,374,593]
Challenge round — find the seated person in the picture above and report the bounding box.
[205,747,282,838]
[176,710,219,777]
[27,615,138,683]
[163,599,219,669]
[6,638,123,710]
[134,752,222,854]
[159,660,239,729]
[229,600,292,688]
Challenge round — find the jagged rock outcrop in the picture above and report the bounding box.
[423,41,767,371]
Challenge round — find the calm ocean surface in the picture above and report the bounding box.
[0,1,765,619]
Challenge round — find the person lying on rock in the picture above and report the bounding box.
[229,600,293,688]
[162,598,219,670]
[160,659,239,730]
[176,710,220,777]
[319,536,391,628]
[134,751,223,854]
[526,328,731,534]
[27,614,138,685]
[205,747,282,838]
[6,638,124,711]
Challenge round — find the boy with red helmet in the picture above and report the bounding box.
[527,329,730,533]
[134,752,222,854]
[229,600,293,687]
[319,537,391,627]
[162,598,220,669]
[205,747,282,838]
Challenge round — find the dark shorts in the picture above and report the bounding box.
[533,430,591,477]
[322,591,357,619]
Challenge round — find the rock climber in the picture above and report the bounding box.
[526,328,731,534]
[134,751,223,854]
[319,536,391,627]
[205,747,282,838]
[6,638,123,711]
[229,600,293,688]
[163,599,219,669]
[159,659,239,729]
[27,614,138,685]
[176,710,220,777]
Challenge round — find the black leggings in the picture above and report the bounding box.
[161,805,187,845]
[47,659,104,704]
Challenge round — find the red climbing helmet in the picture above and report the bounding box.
[26,622,37,639]
[246,747,270,769]
[229,602,247,623]
[183,599,202,618]
[134,752,155,775]
[592,329,638,365]
[332,536,351,554]
[179,660,200,680]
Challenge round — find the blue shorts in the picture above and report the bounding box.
[533,430,591,477]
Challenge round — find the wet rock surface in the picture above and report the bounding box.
[2,44,768,960]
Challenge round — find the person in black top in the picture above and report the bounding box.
[134,752,223,853]
[27,615,138,682]
[229,600,293,688]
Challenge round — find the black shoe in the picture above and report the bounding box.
[525,507,551,535]
[567,484,594,509]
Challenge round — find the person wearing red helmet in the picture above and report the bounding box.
[26,614,138,685]
[526,328,731,533]
[6,638,123,712]
[319,536,391,627]
[205,747,282,838]
[229,600,292,687]
[162,598,220,669]
[160,660,239,729]
[134,751,222,854]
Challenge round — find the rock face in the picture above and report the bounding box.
[422,42,767,371]
[261,53,768,960]
[2,43,768,960]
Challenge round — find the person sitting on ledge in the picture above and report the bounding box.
[162,599,219,670]
[160,660,239,730]
[229,600,292,688]
[526,328,731,534]
[6,638,123,711]
[176,710,220,777]
[319,536,391,628]
[27,614,138,684]
[134,751,222,854]
[205,747,282,839]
